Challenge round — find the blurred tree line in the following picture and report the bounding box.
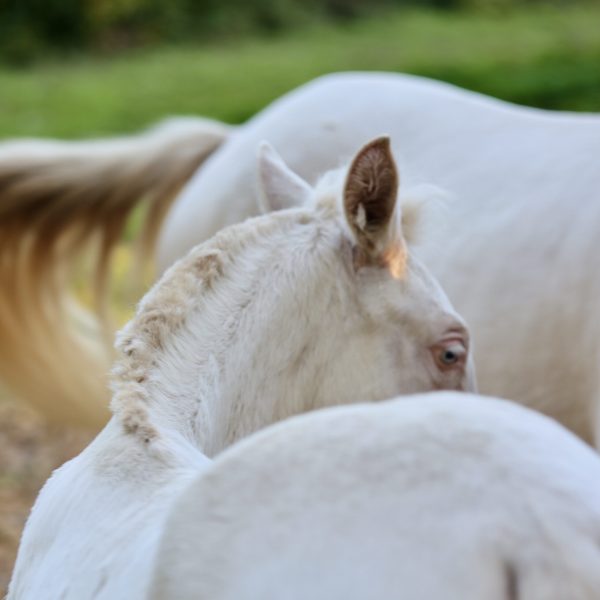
[0,0,567,65]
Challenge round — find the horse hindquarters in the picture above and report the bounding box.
[150,393,600,600]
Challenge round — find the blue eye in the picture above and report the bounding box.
[432,339,466,371]
[441,349,459,365]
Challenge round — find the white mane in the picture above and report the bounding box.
[111,208,306,446]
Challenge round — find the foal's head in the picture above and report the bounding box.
[113,137,475,453]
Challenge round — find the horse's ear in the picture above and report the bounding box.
[344,136,400,262]
[257,142,312,213]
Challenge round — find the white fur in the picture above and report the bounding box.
[8,143,473,599]
[150,393,600,600]
[158,72,600,444]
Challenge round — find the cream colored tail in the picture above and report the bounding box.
[0,117,231,428]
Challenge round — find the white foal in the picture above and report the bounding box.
[151,393,600,600]
[159,73,600,445]
[8,138,474,600]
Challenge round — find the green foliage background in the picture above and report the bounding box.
[0,0,589,64]
[0,1,598,140]
[2,0,432,63]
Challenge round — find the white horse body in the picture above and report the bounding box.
[151,393,600,600]
[8,140,474,598]
[7,420,209,599]
[159,72,600,443]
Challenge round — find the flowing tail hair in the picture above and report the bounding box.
[0,117,232,428]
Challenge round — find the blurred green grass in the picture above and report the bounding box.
[1,3,599,139]
[2,2,600,319]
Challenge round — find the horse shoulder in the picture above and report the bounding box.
[8,420,209,600]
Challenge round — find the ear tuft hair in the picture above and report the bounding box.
[400,184,449,246]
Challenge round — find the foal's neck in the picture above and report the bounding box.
[109,210,337,458]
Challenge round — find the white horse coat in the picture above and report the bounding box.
[151,393,600,600]
[8,140,474,599]
[159,73,600,444]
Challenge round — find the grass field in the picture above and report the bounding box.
[1,3,599,140]
[1,3,600,594]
